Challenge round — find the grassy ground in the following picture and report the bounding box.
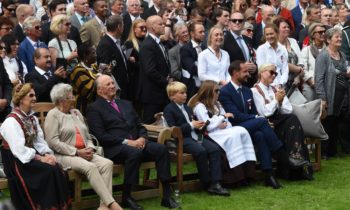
[1,155,350,209]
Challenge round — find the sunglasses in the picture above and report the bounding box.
[246,29,253,33]
[1,27,12,31]
[269,70,278,76]
[138,26,147,31]
[28,93,36,98]
[314,30,325,35]
[230,19,244,24]
[34,25,42,30]
[0,46,6,50]
[64,22,71,27]
[246,17,255,21]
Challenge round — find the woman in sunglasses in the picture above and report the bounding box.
[0,83,71,209]
[251,63,313,181]
[188,80,256,186]
[48,14,78,72]
[300,23,326,102]
[124,19,147,113]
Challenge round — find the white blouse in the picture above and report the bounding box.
[3,56,28,82]
[0,112,53,164]
[251,82,292,117]
[198,47,231,83]
[48,38,77,59]
[256,42,289,86]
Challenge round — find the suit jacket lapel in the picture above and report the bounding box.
[227,83,245,113]
[105,35,127,68]
[147,35,169,66]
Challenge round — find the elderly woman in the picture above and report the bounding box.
[198,26,230,86]
[44,83,122,210]
[251,64,313,180]
[0,83,71,209]
[315,28,350,159]
[300,23,326,101]
[69,44,98,116]
[48,14,78,72]
[256,24,289,88]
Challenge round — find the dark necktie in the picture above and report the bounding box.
[237,87,246,113]
[44,71,51,79]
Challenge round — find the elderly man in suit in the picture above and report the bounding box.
[121,0,143,43]
[168,23,189,81]
[252,5,274,49]
[219,60,289,189]
[24,48,67,102]
[139,15,171,124]
[96,15,130,100]
[223,11,257,87]
[18,16,47,73]
[80,0,109,47]
[179,22,205,99]
[41,0,82,46]
[12,4,34,43]
[0,59,12,122]
[86,75,179,210]
[71,0,90,30]
[110,0,124,16]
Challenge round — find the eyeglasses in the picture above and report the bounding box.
[28,93,36,98]
[34,25,42,30]
[64,22,71,27]
[230,19,244,24]
[246,29,253,33]
[269,70,278,76]
[314,30,326,35]
[214,89,220,93]
[138,26,147,31]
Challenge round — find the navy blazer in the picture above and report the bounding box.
[218,82,258,125]
[291,6,302,29]
[252,23,263,49]
[163,101,195,139]
[18,38,47,72]
[86,97,148,159]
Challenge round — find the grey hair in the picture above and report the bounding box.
[23,16,40,31]
[50,83,73,105]
[173,23,187,37]
[325,27,342,41]
[126,0,140,7]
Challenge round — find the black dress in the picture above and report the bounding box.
[1,108,71,209]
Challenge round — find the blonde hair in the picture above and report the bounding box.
[207,25,223,47]
[126,19,146,52]
[12,83,33,107]
[166,81,187,98]
[50,14,69,35]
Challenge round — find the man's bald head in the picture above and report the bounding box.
[146,15,165,37]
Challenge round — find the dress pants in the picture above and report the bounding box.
[239,117,283,170]
[57,154,115,205]
[110,141,171,185]
[183,137,222,184]
[142,103,166,124]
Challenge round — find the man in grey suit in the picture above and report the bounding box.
[71,0,91,30]
[168,23,189,81]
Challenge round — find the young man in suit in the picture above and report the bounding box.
[121,0,143,43]
[180,22,205,99]
[223,11,257,87]
[96,15,130,100]
[12,4,33,43]
[139,15,171,124]
[219,60,289,189]
[86,75,179,210]
[163,81,230,196]
[80,0,109,47]
[24,48,67,102]
[18,16,48,73]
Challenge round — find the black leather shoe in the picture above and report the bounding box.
[265,176,282,189]
[207,183,230,196]
[161,197,180,209]
[302,164,314,181]
[121,197,144,210]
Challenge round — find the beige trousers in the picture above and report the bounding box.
[57,154,115,205]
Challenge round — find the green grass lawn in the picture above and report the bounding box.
[1,155,350,209]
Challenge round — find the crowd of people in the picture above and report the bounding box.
[0,0,350,209]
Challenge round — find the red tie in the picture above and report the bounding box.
[110,100,120,113]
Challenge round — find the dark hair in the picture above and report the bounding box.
[228,60,245,76]
[273,17,291,29]
[1,34,18,54]
[106,15,123,32]
[48,0,67,13]
[77,43,93,61]
[0,16,14,28]
[93,0,107,10]
[212,7,230,24]
[188,21,203,33]
[306,4,321,17]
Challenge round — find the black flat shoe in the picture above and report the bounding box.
[265,176,282,189]
[161,197,180,209]
[207,183,230,196]
[121,197,144,210]
[302,164,314,181]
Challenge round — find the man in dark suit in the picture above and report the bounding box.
[139,15,171,124]
[24,48,67,102]
[180,22,205,99]
[18,16,48,73]
[218,60,289,189]
[142,0,161,20]
[86,75,179,210]
[12,4,34,43]
[252,5,274,49]
[0,59,12,122]
[41,0,82,46]
[223,11,257,87]
[121,0,143,43]
[97,15,130,100]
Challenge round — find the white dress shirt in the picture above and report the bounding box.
[35,66,51,79]
[3,56,28,81]
[231,31,250,61]
[198,47,230,83]
[0,112,53,164]
[251,82,292,117]
[256,41,289,86]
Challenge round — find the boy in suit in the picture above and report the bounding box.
[163,81,230,196]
